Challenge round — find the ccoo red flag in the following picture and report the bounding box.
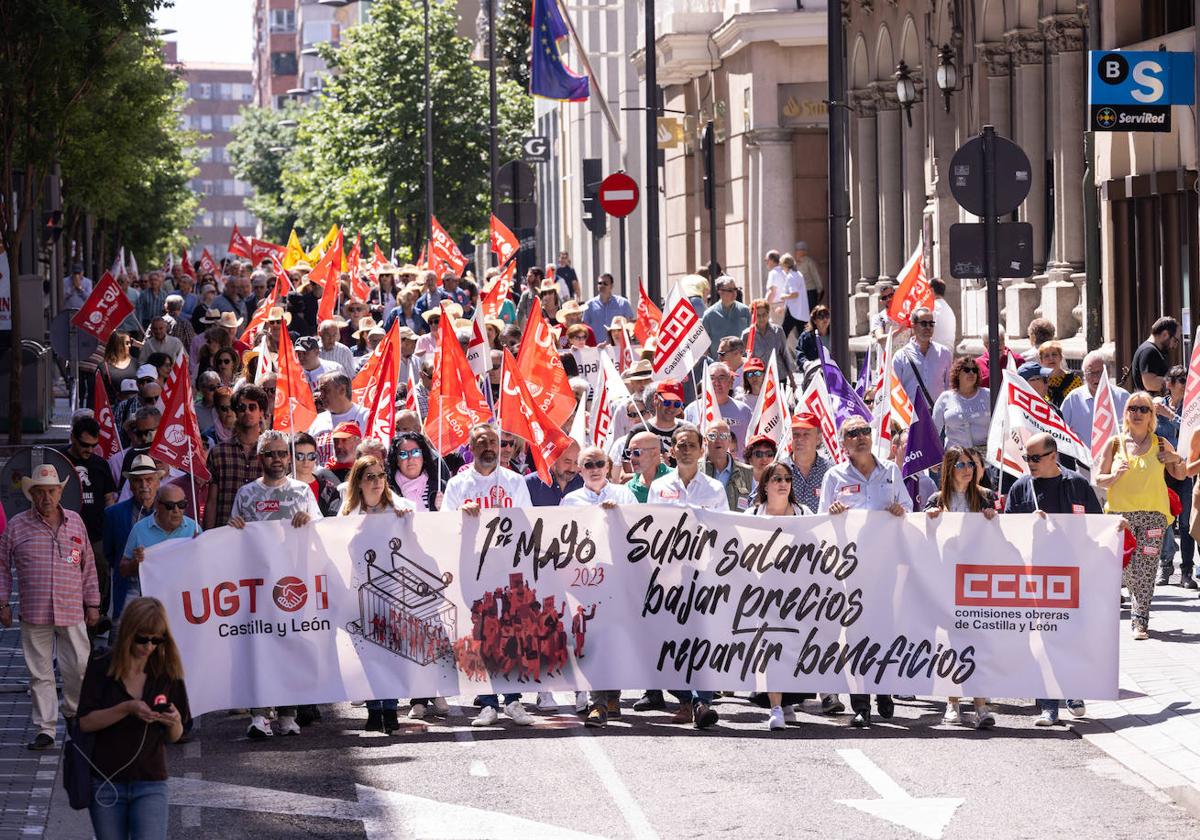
[71,272,134,342]
[149,357,211,483]
[92,370,122,460]
[249,238,285,267]
[499,349,574,484]
[887,237,933,329]
[633,278,662,346]
[274,325,318,433]
[515,301,577,427]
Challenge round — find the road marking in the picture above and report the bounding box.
[469,759,490,777]
[168,777,610,840]
[836,748,963,840]
[573,733,659,840]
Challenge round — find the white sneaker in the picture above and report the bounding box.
[472,705,499,727]
[782,705,797,724]
[277,715,300,736]
[974,708,996,729]
[409,703,427,719]
[246,715,274,739]
[536,691,556,711]
[942,704,962,725]
[574,691,589,713]
[350,701,366,707]
[767,706,786,730]
[431,697,450,716]
[506,701,535,725]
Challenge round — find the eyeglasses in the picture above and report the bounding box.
[396,448,423,460]
[75,438,98,450]
[234,403,259,413]
[706,432,731,441]
[625,447,654,458]
[215,403,234,412]
[768,474,791,485]
[913,320,936,328]
[844,427,872,440]
[363,472,386,482]
[582,460,606,470]
[1023,451,1054,463]
[660,399,684,409]
[953,461,974,471]
[747,448,776,459]
[134,635,166,646]
[1126,404,1152,415]
[261,449,289,459]
[294,451,318,461]
[157,499,188,511]
[745,371,764,379]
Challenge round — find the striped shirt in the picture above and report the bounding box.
[0,507,100,625]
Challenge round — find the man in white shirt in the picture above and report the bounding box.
[1060,350,1131,446]
[307,373,368,466]
[296,335,343,392]
[683,363,752,454]
[138,316,184,364]
[227,430,322,739]
[930,278,957,351]
[818,416,909,730]
[765,252,810,340]
[442,423,535,727]
[647,423,727,731]
[318,319,356,378]
[892,306,952,406]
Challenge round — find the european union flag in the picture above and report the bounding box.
[530,0,589,102]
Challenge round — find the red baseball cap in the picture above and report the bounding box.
[743,357,766,373]
[656,380,685,401]
[745,434,778,453]
[790,411,820,430]
[332,421,364,438]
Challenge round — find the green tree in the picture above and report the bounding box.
[227,102,302,243]
[280,0,533,255]
[494,0,532,90]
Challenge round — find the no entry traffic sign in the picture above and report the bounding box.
[598,172,639,218]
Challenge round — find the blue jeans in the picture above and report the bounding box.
[1161,477,1194,576]
[366,699,398,711]
[479,693,521,709]
[89,779,168,840]
[670,691,715,706]
[1037,699,1080,716]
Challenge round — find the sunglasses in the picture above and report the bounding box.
[215,403,233,412]
[844,427,872,440]
[396,448,423,460]
[660,399,684,409]
[75,438,98,449]
[706,432,731,441]
[747,448,776,458]
[768,474,791,485]
[363,472,386,481]
[294,451,318,461]
[157,499,188,511]
[1126,404,1152,415]
[500,439,516,448]
[235,403,259,413]
[913,320,936,328]
[597,281,613,287]
[960,366,978,374]
[625,447,655,458]
[261,450,289,459]
[746,371,764,379]
[1023,451,1053,463]
[134,635,166,646]
[953,461,974,471]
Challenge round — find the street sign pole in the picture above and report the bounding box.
[983,125,1001,411]
[643,0,661,304]
[618,216,627,296]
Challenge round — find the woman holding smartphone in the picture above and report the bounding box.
[77,597,189,840]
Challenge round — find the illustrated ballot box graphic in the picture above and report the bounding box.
[350,537,457,666]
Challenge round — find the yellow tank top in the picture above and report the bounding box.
[1105,434,1171,517]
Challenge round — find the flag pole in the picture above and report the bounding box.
[187,438,200,528]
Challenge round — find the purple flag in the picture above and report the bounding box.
[817,342,871,427]
[854,351,871,399]
[901,388,944,478]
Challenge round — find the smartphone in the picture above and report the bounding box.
[151,694,171,713]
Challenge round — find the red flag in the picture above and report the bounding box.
[1090,366,1119,464]
[746,304,758,357]
[515,301,577,427]
[239,270,289,343]
[423,302,492,454]
[249,238,285,267]
[416,242,428,271]
[149,358,211,483]
[489,214,519,281]
[307,228,343,289]
[346,234,371,301]
[403,366,420,417]
[362,337,398,443]
[499,349,574,484]
[633,277,662,346]
[369,242,389,280]
[180,249,196,280]
[92,370,122,460]
[353,320,399,409]
[71,272,134,342]
[887,237,933,329]
[228,224,252,259]
[430,216,467,276]
[274,325,318,433]
[198,248,221,278]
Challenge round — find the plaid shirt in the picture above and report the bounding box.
[789,454,832,511]
[0,507,100,626]
[206,436,262,528]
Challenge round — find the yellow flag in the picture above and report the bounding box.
[306,224,339,262]
[282,229,306,270]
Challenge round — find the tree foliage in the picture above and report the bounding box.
[277,0,533,254]
[227,102,302,243]
[494,0,532,90]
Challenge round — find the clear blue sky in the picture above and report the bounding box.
[156,0,254,65]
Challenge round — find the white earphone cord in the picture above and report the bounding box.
[70,723,151,808]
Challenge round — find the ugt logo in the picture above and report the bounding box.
[182,575,329,624]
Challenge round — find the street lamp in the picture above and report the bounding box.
[935,45,958,113]
[894,61,915,127]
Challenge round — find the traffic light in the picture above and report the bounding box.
[582,157,607,238]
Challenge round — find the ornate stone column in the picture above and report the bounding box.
[978,43,1011,138]
[903,86,926,254]
[873,83,904,279]
[852,89,879,283]
[746,127,796,282]
[1005,30,1046,335]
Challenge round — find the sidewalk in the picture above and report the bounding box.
[1076,585,1200,818]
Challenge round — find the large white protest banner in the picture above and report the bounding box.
[142,507,1122,715]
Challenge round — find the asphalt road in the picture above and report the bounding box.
[163,692,1200,839]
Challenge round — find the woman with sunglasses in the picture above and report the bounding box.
[200,386,236,449]
[746,460,813,730]
[1096,391,1187,640]
[292,432,341,517]
[339,456,414,733]
[100,331,139,403]
[387,432,442,512]
[77,597,189,840]
[933,357,991,451]
[211,347,242,387]
[797,304,832,363]
[925,446,998,727]
[744,434,778,489]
